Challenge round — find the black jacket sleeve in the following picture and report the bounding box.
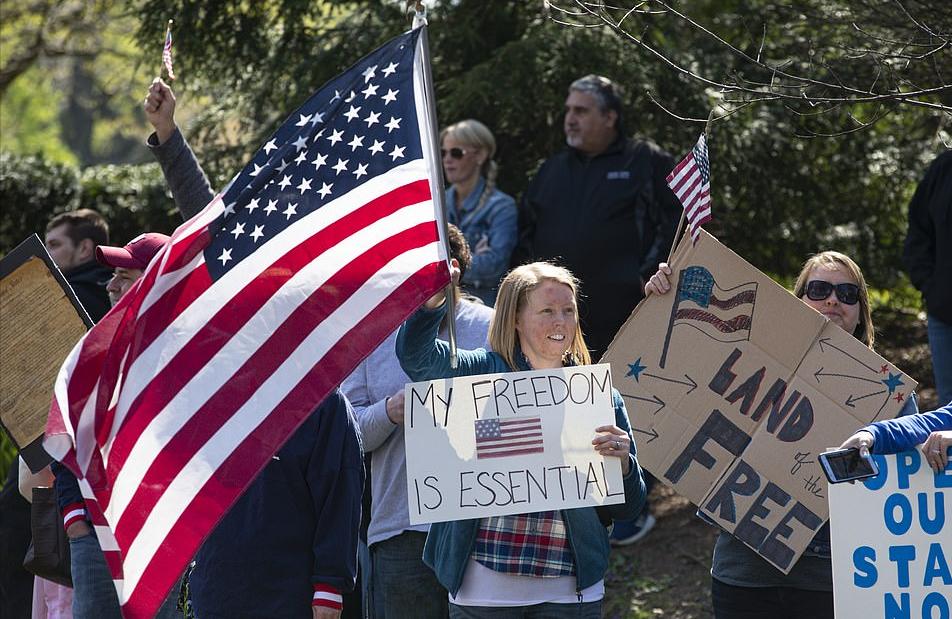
[308,390,365,593]
[147,128,216,221]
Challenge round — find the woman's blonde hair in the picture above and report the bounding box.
[792,250,874,349]
[489,262,592,368]
[440,119,499,212]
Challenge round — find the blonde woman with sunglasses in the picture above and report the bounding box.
[441,120,517,306]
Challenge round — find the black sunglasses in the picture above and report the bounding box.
[440,147,467,160]
[805,280,860,305]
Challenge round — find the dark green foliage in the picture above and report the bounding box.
[2,1,941,300]
[0,151,81,252]
[78,163,182,244]
[0,152,180,252]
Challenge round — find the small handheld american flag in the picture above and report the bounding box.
[666,133,712,244]
[162,20,175,81]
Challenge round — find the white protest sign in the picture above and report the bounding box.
[830,449,952,618]
[403,363,626,524]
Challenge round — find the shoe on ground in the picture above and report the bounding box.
[609,512,656,546]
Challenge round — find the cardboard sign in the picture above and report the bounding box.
[403,364,626,524]
[0,235,93,472]
[602,230,916,573]
[830,449,952,618]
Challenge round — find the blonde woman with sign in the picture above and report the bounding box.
[396,262,646,618]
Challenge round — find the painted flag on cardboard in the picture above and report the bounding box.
[475,416,545,459]
[666,134,712,243]
[44,27,447,618]
[660,266,756,367]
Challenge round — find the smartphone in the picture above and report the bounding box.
[819,448,879,484]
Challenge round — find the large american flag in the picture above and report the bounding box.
[44,27,447,618]
[666,133,712,243]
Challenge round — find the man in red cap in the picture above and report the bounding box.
[55,230,177,619]
[96,232,170,305]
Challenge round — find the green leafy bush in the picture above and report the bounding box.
[1,151,182,253]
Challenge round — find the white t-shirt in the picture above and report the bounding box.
[449,559,605,607]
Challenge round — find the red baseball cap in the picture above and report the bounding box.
[96,232,170,269]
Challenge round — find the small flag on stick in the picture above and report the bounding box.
[162,20,175,80]
[666,134,711,243]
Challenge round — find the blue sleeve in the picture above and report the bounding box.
[395,302,501,381]
[308,391,365,593]
[464,192,518,284]
[599,390,647,521]
[868,404,952,454]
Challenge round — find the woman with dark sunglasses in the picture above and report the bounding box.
[644,250,918,619]
[441,119,517,306]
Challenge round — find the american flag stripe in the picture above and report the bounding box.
[104,231,440,532]
[100,176,432,467]
[666,134,712,243]
[116,172,430,396]
[708,289,756,310]
[105,227,439,539]
[115,262,443,607]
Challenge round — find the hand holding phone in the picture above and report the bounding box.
[819,447,879,484]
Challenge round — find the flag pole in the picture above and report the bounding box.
[664,209,686,265]
[417,19,459,368]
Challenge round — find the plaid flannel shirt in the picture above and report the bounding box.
[472,511,574,577]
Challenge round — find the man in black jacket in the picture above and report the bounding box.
[903,150,952,406]
[44,209,113,323]
[515,74,681,361]
[515,75,681,546]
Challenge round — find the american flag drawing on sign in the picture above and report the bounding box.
[660,265,757,367]
[44,27,448,619]
[162,26,175,80]
[666,134,711,243]
[475,416,545,459]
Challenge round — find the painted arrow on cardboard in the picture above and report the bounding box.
[816,337,879,373]
[619,393,666,415]
[814,367,882,385]
[643,371,698,394]
[631,426,660,443]
[844,389,887,407]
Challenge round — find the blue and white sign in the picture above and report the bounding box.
[830,449,952,618]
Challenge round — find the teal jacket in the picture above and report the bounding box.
[396,303,647,594]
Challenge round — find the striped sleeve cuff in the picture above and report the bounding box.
[312,583,343,609]
[62,502,87,529]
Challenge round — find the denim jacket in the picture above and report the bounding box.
[395,303,647,594]
[445,178,516,303]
